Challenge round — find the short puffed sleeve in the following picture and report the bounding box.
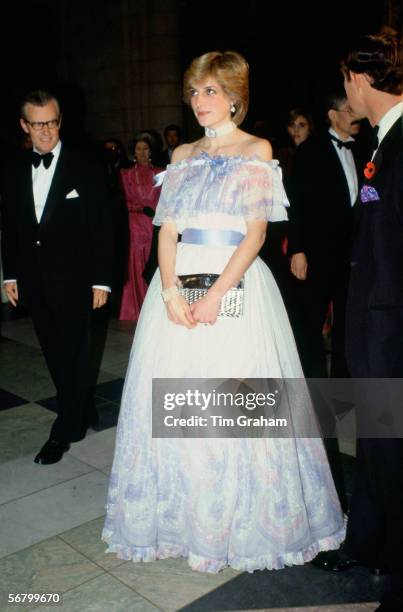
[241,160,289,222]
[153,163,187,226]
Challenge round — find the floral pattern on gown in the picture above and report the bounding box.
[119,163,161,321]
[103,153,345,572]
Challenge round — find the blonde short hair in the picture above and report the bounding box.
[183,51,249,126]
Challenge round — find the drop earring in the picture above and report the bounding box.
[230,103,236,114]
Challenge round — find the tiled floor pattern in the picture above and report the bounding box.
[0,309,382,611]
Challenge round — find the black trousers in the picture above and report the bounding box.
[290,263,350,379]
[29,293,94,443]
[345,437,403,607]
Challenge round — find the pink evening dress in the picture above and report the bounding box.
[119,163,161,321]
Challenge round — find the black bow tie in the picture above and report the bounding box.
[330,135,354,150]
[31,151,54,169]
[371,125,379,151]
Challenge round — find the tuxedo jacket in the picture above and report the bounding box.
[345,117,403,376]
[1,144,114,313]
[287,131,367,271]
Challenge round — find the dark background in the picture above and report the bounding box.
[0,0,400,149]
[179,0,395,134]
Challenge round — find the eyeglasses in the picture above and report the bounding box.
[23,119,60,131]
[335,108,353,115]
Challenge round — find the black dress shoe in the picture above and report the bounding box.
[311,550,358,572]
[34,439,70,465]
[312,550,388,576]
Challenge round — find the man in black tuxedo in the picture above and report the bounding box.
[313,28,403,612]
[287,92,367,513]
[287,92,366,380]
[1,90,113,465]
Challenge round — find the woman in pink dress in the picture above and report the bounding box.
[119,135,161,320]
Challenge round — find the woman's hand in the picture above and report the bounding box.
[190,292,221,325]
[166,294,197,329]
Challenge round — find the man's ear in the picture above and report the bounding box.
[328,108,336,124]
[352,72,370,90]
[363,72,375,87]
[20,118,29,134]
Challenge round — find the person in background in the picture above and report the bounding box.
[262,108,314,322]
[276,108,314,178]
[102,138,131,174]
[287,91,368,513]
[287,91,366,379]
[118,133,161,321]
[288,108,314,146]
[158,124,182,168]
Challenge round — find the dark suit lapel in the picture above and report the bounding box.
[21,155,38,226]
[326,137,352,207]
[39,145,68,227]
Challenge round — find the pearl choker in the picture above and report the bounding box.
[204,121,236,138]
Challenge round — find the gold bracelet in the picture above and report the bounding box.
[161,285,179,303]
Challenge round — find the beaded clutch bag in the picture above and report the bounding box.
[178,273,244,319]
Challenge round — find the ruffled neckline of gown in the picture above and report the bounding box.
[169,151,281,170]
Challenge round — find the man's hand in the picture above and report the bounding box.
[92,288,109,309]
[4,281,18,306]
[290,252,308,280]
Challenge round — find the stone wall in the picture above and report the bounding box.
[58,0,183,149]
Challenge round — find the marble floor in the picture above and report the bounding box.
[0,306,384,612]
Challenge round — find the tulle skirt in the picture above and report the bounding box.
[103,238,345,572]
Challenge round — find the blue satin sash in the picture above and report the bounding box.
[181,228,244,246]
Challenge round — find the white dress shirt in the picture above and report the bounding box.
[329,127,358,207]
[372,100,403,159]
[4,140,110,293]
[32,141,61,222]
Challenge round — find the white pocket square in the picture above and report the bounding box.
[66,189,79,199]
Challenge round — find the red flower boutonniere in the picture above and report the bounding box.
[364,161,376,180]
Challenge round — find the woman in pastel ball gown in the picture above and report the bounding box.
[103,51,345,573]
[118,134,161,321]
